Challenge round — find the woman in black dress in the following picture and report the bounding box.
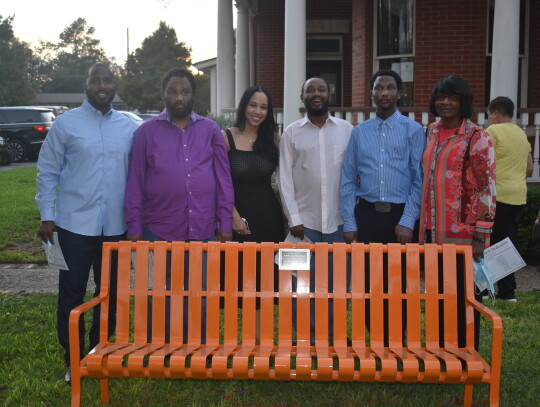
[222,86,285,243]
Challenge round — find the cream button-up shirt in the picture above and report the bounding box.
[279,115,353,234]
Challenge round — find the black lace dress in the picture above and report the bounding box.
[226,129,285,243]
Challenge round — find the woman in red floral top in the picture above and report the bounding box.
[420,75,496,349]
[420,76,496,258]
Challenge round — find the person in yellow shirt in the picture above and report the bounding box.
[487,96,533,302]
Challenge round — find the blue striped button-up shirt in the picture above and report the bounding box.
[339,109,426,232]
[36,99,138,236]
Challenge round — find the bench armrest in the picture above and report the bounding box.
[68,294,109,370]
[467,297,503,329]
[466,297,503,378]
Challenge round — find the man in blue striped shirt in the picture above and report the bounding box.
[340,70,425,244]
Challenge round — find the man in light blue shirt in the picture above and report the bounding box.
[36,62,138,383]
[340,70,425,244]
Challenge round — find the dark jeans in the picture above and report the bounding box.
[56,227,125,366]
[291,226,344,345]
[491,201,524,299]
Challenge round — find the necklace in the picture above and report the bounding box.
[235,131,256,144]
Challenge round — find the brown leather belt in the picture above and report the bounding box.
[357,197,404,213]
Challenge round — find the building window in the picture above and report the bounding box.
[373,0,415,106]
[485,0,529,107]
[307,35,343,106]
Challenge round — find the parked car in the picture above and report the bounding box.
[118,111,144,126]
[137,113,159,121]
[40,106,69,116]
[0,107,55,162]
[0,136,12,166]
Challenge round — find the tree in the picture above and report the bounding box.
[36,18,109,93]
[118,21,191,111]
[0,15,36,105]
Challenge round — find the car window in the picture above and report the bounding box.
[6,110,34,123]
[3,110,44,123]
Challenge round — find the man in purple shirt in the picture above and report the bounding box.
[125,68,234,242]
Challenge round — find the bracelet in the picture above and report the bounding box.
[472,236,485,244]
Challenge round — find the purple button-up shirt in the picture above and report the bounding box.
[125,111,234,241]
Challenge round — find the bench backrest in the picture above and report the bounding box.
[98,241,476,349]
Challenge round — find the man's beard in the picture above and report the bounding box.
[306,101,329,117]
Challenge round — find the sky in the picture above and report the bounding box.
[3,0,230,68]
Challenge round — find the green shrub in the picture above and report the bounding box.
[517,185,540,264]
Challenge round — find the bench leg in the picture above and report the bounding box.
[70,376,81,407]
[463,384,473,407]
[489,381,500,407]
[100,378,110,404]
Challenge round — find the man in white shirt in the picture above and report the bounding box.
[279,77,353,343]
[279,77,353,243]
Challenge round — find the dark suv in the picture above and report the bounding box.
[0,107,55,162]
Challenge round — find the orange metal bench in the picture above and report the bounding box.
[69,241,502,406]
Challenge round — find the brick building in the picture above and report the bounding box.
[198,0,539,180]
[207,0,537,122]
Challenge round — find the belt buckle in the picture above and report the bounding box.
[374,202,391,213]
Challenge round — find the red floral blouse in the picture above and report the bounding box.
[420,119,496,244]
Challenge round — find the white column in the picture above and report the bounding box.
[210,66,217,115]
[249,10,256,87]
[283,0,306,128]
[235,0,250,105]
[217,0,235,114]
[490,0,520,113]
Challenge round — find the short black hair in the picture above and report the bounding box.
[488,96,514,118]
[429,75,474,119]
[161,68,197,94]
[301,77,330,95]
[85,62,113,81]
[369,70,403,91]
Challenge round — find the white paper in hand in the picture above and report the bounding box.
[43,232,68,270]
[482,237,526,283]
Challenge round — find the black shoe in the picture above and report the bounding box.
[496,295,517,303]
[64,367,71,384]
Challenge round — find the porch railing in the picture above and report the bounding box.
[222,107,540,183]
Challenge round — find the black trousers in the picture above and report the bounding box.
[425,230,481,349]
[491,201,524,299]
[355,199,409,346]
[56,227,124,366]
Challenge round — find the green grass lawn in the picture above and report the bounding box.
[0,166,45,263]
[0,292,539,406]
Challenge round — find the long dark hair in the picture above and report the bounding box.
[234,86,278,159]
[429,75,474,119]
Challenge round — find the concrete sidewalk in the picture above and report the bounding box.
[1,262,539,294]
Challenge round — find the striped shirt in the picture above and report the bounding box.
[339,109,425,232]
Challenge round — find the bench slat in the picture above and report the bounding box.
[369,243,385,347]
[424,244,441,348]
[170,242,186,344]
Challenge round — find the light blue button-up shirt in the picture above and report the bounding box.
[339,109,426,232]
[36,99,138,236]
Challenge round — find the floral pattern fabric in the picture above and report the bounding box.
[420,119,496,244]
